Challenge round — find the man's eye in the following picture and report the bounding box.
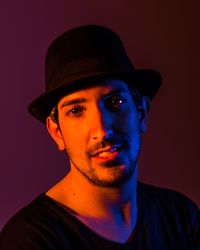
[67,106,85,117]
[107,96,126,110]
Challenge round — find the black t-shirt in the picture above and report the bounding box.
[0,182,199,250]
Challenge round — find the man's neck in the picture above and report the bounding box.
[46,166,138,243]
[65,165,137,214]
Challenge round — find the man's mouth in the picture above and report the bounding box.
[91,146,121,159]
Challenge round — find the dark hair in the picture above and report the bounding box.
[50,106,59,124]
[128,87,143,107]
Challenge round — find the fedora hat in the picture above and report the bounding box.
[28,25,162,123]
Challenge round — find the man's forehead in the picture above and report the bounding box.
[57,79,130,105]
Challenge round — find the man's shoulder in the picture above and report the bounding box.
[0,194,67,249]
[1,194,56,230]
[137,182,200,249]
[138,182,199,231]
[138,181,199,209]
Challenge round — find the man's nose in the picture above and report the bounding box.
[90,106,113,141]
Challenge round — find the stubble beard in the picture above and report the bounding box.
[65,133,141,188]
[69,152,138,188]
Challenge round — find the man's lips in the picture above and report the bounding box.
[91,146,122,159]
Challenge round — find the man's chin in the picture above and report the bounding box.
[90,175,133,187]
[98,157,127,168]
[86,165,135,188]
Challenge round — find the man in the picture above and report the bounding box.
[0,25,199,249]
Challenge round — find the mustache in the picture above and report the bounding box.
[86,135,129,157]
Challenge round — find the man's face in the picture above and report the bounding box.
[53,79,143,187]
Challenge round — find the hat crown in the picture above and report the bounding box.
[45,25,134,91]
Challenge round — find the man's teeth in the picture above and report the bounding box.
[98,147,118,157]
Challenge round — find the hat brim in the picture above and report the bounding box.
[28,69,162,123]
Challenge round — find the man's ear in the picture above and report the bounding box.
[46,116,65,151]
[137,96,151,133]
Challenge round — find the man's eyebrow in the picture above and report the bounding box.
[60,87,128,109]
[104,87,129,97]
[60,98,87,109]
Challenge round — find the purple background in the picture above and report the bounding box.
[0,1,199,229]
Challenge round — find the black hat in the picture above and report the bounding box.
[28,25,162,123]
